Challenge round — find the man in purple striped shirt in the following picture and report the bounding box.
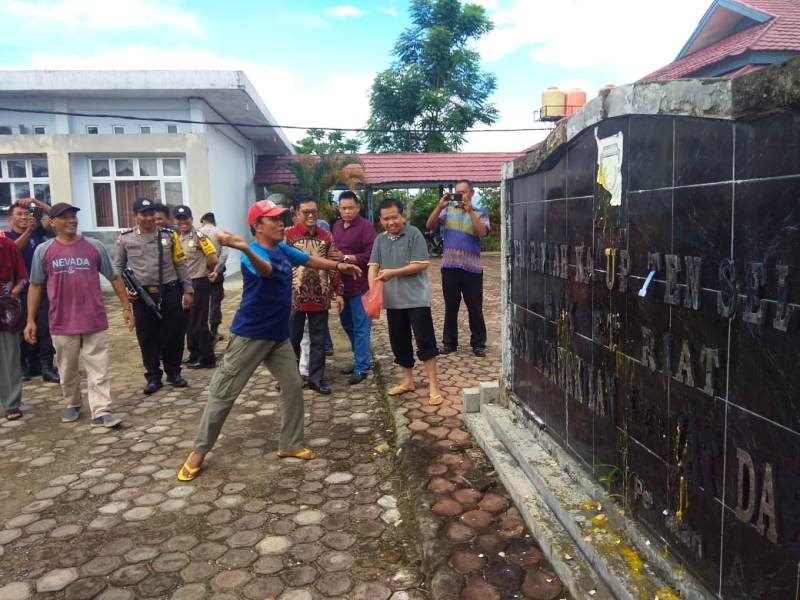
[332,191,377,384]
[426,179,490,357]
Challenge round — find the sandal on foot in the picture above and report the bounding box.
[428,394,443,406]
[276,447,315,460]
[177,452,202,481]
[388,385,415,397]
[5,409,22,421]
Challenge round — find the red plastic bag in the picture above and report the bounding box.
[362,281,384,319]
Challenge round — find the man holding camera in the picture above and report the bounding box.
[426,179,490,357]
[4,198,59,382]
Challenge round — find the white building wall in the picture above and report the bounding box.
[0,97,59,133]
[0,96,191,136]
[1,90,274,265]
[69,156,91,217]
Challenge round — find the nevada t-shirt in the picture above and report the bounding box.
[30,236,118,335]
[230,242,310,341]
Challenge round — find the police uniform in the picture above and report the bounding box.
[114,198,194,393]
[174,205,217,368]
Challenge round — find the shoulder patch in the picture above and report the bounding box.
[116,230,133,245]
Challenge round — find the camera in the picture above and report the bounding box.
[448,192,463,208]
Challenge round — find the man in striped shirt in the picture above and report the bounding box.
[426,179,490,357]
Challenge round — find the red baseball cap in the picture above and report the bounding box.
[247,199,288,226]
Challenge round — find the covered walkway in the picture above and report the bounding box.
[254,152,522,216]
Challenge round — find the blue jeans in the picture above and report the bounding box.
[324,318,334,353]
[340,294,372,373]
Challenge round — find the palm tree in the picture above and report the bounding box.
[284,153,365,205]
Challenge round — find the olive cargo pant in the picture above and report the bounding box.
[193,335,305,453]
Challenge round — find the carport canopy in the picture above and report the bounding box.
[254,152,522,190]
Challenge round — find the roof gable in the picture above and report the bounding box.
[641,0,800,81]
[678,0,772,59]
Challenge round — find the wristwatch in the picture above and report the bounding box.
[342,255,352,264]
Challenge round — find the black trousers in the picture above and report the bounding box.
[387,307,439,368]
[19,287,55,369]
[132,283,186,382]
[441,267,487,350]
[290,311,327,386]
[186,277,214,364]
[209,274,224,336]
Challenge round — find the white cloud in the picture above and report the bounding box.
[380,7,399,17]
[0,46,373,147]
[325,5,365,18]
[7,0,202,35]
[478,0,708,81]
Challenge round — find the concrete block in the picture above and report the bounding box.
[463,387,480,413]
[479,381,500,405]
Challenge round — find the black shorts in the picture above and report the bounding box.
[386,307,439,368]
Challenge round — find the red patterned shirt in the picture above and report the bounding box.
[0,236,27,297]
[285,224,343,312]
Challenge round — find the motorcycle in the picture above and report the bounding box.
[424,229,443,257]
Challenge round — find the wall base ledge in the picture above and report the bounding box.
[465,403,714,600]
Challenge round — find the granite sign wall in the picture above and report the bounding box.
[505,109,800,598]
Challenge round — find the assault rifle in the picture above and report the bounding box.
[121,268,162,319]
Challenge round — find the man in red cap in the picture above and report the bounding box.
[178,199,362,481]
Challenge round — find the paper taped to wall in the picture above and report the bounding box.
[595,129,624,206]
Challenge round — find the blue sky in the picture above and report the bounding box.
[0,0,710,152]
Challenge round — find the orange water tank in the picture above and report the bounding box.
[565,89,587,116]
[541,87,566,119]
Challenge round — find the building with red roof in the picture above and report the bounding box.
[641,0,800,81]
[255,152,522,190]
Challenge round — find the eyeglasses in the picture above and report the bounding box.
[301,209,318,216]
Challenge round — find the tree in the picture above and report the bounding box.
[283,154,365,207]
[294,128,360,154]
[478,186,500,251]
[365,0,498,153]
[409,189,440,230]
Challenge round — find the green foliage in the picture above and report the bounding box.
[294,128,361,155]
[365,0,498,152]
[409,189,440,230]
[478,186,500,251]
[283,154,365,207]
[597,465,622,492]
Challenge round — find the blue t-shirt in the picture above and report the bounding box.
[229,242,309,341]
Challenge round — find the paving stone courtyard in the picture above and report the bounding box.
[0,256,563,600]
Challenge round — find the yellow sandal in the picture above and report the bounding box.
[277,447,315,460]
[388,385,416,396]
[177,452,203,482]
[428,394,443,406]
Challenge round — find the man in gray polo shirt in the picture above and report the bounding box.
[368,198,442,406]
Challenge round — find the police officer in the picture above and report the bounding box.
[115,198,194,395]
[173,205,218,369]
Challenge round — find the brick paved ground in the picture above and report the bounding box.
[0,255,562,600]
[0,280,422,600]
[371,256,564,600]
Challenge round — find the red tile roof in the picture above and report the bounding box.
[641,0,800,81]
[255,152,523,187]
